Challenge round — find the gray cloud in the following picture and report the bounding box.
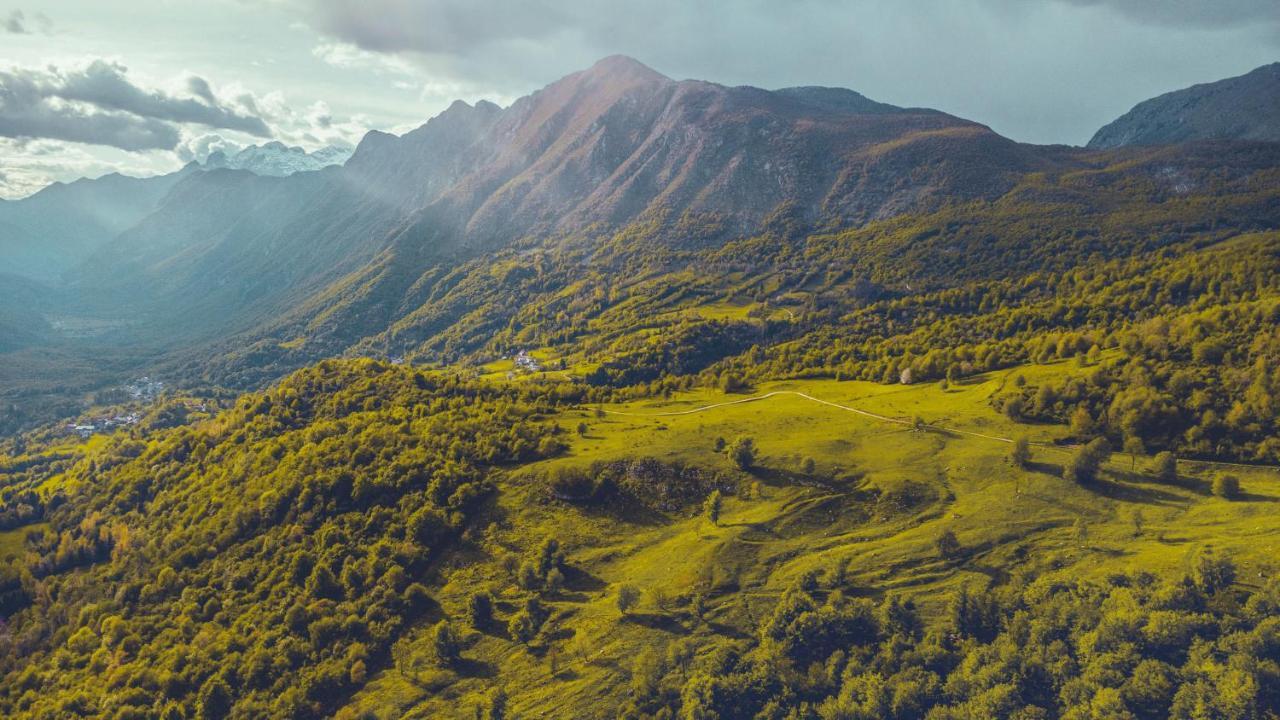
[187,76,218,106]
[288,0,1280,145]
[56,61,270,136]
[0,67,179,150]
[3,8,51,34]
[1058,0,1280,28]
[0,60,270,151]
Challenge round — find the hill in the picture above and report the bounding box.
[1089,62,1280,148]
[2,222,1280,717]
[2,57,1280,717]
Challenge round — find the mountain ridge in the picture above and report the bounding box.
[1088,61,1280,148]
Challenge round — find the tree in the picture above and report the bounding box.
[1069,406,1097,439]
[1151,451,1178,484]
[306,563,342,600]
[545,567,566,594]
[720,372,746,393]
[1131,509,1145,538]
[1010,436,1031,469]
[431,621,460,666]
[730,437,756,470]
[648,586,671,613]
[1212,474,1241,500]
[936,530,961,560]
[617,584,641,615]
[517,560,541,590]
[482,688,507,720]
[1193,550,1236,594]
[704,490,723,526]
[197,675,233,720]
[467,591,494,629]
[713,436,726,452]
[576,422,588,436]
[1065,437,1111,485]
[1123,435,1145,471]
[801,457,816,475]
[508,611,536,644]
[690,592,707,624]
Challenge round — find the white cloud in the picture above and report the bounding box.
[313,40,416,76]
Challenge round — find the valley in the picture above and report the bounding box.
[2,50,1280,719]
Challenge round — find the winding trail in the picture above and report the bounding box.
[601,390,1009,441]
[600,389,1280,472]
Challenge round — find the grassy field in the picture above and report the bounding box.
[337,362,1280,719]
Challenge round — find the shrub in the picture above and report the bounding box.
[1151,451,1177,483]
[1212,474,1241,500]
[617,584,641,615]
[704,490,723,526]
[730,437,756,470]
[1010,436,1031,468]
[936,530,962,560]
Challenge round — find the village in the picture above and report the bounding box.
[62,376,178,438]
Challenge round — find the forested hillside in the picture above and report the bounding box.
[3,216,1280,718]
[3,56,1280,720]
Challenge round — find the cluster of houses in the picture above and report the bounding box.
[124,376,165,401]
[63,377,171,438]
[514,350,543,372]
[66,411,142,438]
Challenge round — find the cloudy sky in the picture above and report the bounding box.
[1,0,1276,199]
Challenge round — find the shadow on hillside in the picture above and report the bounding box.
[967,563,1011,587]
[748,466,837,491]
[1087,477,1185,505]
[561,493,669,527]
[1238,491,1280,503]
[562,565,608,593]
[1027,460,1062,476]
[721,520,778,535]
[453,657,496,679]
[705,620,751,640]
[622,612,686,634]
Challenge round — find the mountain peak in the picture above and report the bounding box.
[581,55,669,83]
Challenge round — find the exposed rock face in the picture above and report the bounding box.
[1088,63,1280,149]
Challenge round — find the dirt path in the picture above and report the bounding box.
[600,390,1280,473]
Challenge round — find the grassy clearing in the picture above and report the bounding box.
[0,522,47,560]
[339,362,1280,719]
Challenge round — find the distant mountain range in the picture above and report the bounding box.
[1089,62,1280,148]
[2,56,1279,408]
[201,141,353,177]
[0,143,351,284]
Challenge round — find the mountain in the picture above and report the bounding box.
[8,56,1280,414]
[0,169,193,283]
[65,57,1047,350]
[1088,62,1280,148]
[202,141,354,177]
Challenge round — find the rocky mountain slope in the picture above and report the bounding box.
[64,57,1051,350]
[1089,62,1280,148]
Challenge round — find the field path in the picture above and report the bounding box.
[600,390,1280,472]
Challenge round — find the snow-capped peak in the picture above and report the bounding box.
[203,142,354,177]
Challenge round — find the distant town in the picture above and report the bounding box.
[63,377,172,438]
